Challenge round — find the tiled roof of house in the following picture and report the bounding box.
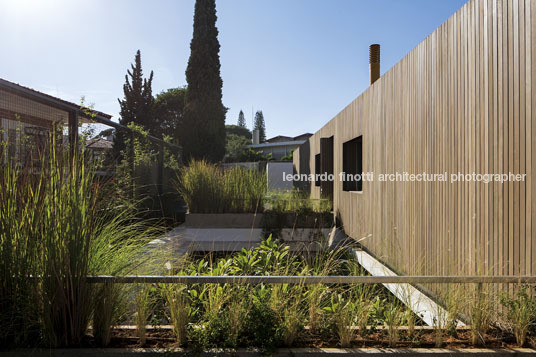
[86,137,113,150]
[265,133,313,143]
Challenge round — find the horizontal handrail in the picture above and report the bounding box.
[85,275,536,284]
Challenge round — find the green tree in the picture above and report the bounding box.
[281,149,294,161]
[114,50,154,159]
[226,124,251,140]
[154,87,187,143]
[182,0,226,163]
[224,134,250,162]
[224,134,272,163]
[253,110,266,143]
[237,110,246,128]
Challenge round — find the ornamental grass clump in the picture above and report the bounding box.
[383,303,403,347]
[327,293,360,347]
[270,283,305,346]
[134,284,154,345]
[177,160,266,213]
[0,137,161,348]
[163,284,191,346]
[469,284,496,346]
[224,165,266,213]
[443,283,465,337]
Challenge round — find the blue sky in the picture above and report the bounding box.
[0,0,467,138]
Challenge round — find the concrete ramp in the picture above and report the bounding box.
[353,249,464,327]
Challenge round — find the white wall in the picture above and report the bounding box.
[266,162,293,191]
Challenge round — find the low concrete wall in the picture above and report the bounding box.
[185,213,264,228]
[164,226,335,253]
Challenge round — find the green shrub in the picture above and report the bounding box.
[242,297,283,351]
[500,285,536,347]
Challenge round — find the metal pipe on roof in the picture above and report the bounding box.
[369,44,380,85]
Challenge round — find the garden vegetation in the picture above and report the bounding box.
[0,138,161,348]
[177,160,266,213]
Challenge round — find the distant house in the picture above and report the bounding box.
[85,136,113,160]
[247,133,312,160]
[0,77,112,163]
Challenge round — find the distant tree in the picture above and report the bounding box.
[224,134,273,163]
[226,124,251,140]
[182,0,226,163]
[154,87,187,143]
[244,148,272,162]
[94,128,114,139]
[253,110,266,143]
[114,50,154,159]
[237,110,246,128]
[281,150,294,161]
[224,134,250,162]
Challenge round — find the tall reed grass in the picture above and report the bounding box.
[177,160,266,213]
[469,284,496,346]
[0,138,161,347]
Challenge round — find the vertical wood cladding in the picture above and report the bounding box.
[294,0,535,279]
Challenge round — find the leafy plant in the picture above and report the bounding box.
[242,296,283,351]
[500,285,536,347]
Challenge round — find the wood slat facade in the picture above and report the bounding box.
[294,0,535,279]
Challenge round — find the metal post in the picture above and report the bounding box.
[68,110,78,154]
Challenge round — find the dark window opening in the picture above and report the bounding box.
[342,136,363,191]
[315,154,321,187]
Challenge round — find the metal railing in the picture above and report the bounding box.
[86,275,536,284]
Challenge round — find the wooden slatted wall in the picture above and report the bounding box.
[294,0,535,279]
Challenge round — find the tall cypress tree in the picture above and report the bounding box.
[183,0,226,162]
[237,110,246,128]
[114,50,154,158]
[253,110,266,143]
